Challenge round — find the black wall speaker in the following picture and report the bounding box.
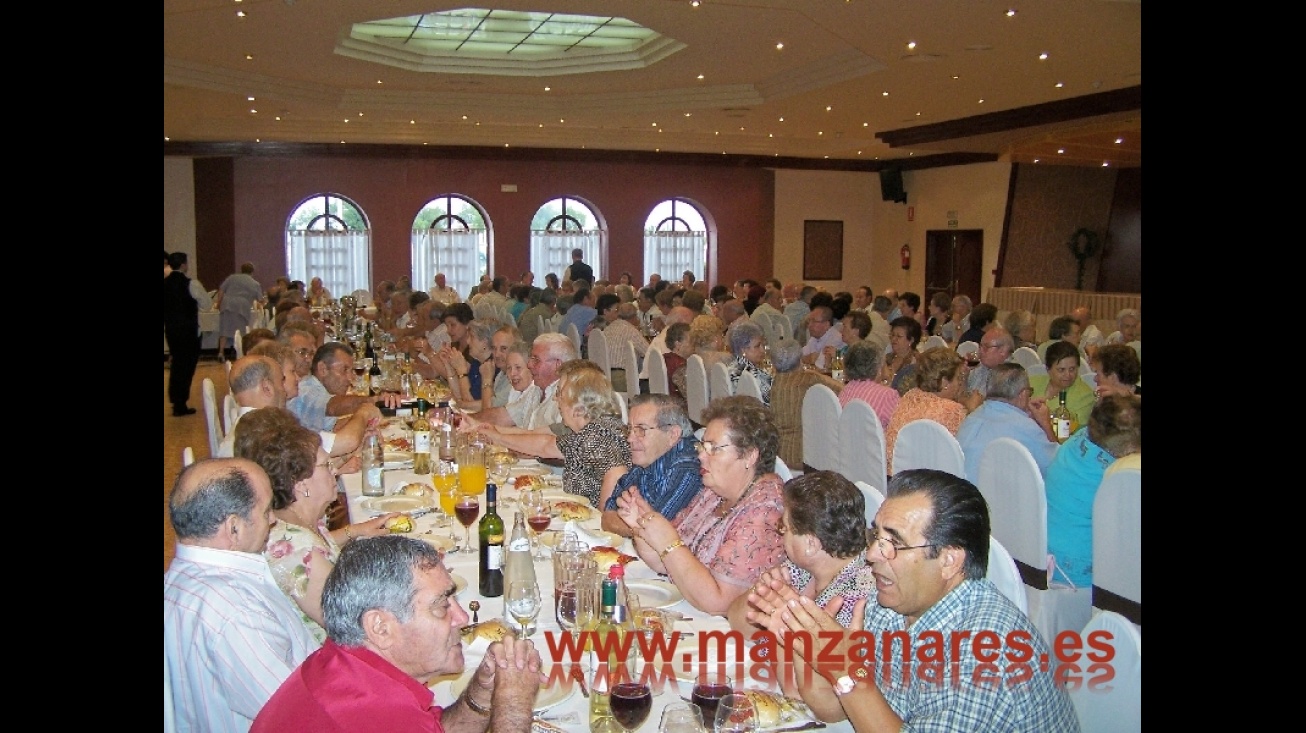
[880,167,907,203]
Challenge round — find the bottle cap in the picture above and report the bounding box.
[608,564,625,579]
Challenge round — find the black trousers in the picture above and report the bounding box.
[165,326,201,409]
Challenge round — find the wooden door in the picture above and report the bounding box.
[925,230,983,305]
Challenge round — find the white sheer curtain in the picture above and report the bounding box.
[644,231,706,284]
[531,231,604,282]
[412,229,485,299]
[286,229,371,298]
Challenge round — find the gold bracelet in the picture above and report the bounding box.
[344,525,354,542]
[638,511,656,528]
[462,692,492,716]
[659,540,685,559]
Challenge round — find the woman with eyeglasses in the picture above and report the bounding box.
[727,471,873,635]
[233,407,397,643]
[617,396,785,614]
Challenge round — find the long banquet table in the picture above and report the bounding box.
[340,460,852,732]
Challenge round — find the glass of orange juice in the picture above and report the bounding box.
[456,443,487,496]
[432,460,459,524]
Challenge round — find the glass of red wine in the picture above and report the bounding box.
[691,672,732,726]
[454,495,480,554]
[523,489,551,559]
[610,680,653,733]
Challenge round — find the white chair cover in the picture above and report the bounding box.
[891,419,965,477]
[587,328,612,382]
[622,341,643,402]
[565,323,582,353]
[773,455,794,482]
[201,378,223,457]
[222,393,239,437]
[182,446,195,467]
[351,289,371,304]
[1069,611,1141,733]
[1127,340,1141,363]
[709,361,733,403]
[537,314,549,336]
[923,334,948,351]
[685,354,709,425]
[614,392,629,424]
[838,399,887,490]
[957,341,980,360]
[762,312,790,346]
[1093,466,1141,625]
[234,328,245,358]
[800,383,842,473]
[1025,363,1048,378]
[987,536,1029,615]
[1011,346,1041,369]
[646,348,670,396]
[853,480,885,527]
[1079,359,1095,376]
[736,369,764,402]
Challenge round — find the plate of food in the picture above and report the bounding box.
[551,500,593,521]
[419,534,456,552]
[383,451,414,468]
[739,690,820,731]
[383,436,412,452]
[358,495,434,514]
[625,579,684,609]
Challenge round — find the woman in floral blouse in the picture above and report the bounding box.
[233,408,394,643]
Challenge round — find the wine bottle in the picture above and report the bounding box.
[478,483,505,597]
[363,326,376,360]
[607,563,631,625]
[1052,390,1074,443]
[412,398,432,475]
[589,577,628,733]
[830,348,845,381]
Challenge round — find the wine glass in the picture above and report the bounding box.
[610,678,653,733]
[660,702,705,733]
[454,495,480,554]
[713,693,757,733]
[523,489,551,559]
[506,581,542,638]
[691,673,732,726]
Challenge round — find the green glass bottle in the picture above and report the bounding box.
[478,483,504,597]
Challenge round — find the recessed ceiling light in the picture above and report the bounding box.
[1115,138,1124,144]
[776,42,784,50]
[977,99,984,104]
[236,11,245,17]
[691,1,701,7]
[343,119,349,123]
[504,144,510,147]
[952,75,960,80]
[1039,52,1049,61]
[863,122,869,127]
[1102,162,1110,167]
[1033,158,1040,163]
[1057,149,1065,154]
[818,131,823,136]
[461,115,468,120]
[254,138,260,143]
[410,120,415,124]
[651,122,658,127]
[906,41,917,50]
[249,109,257,114]
[825,105,832,111]
[560,119,565,123]
[274,116,281,121]
[1006,9,1016,17]
[544,86,551,91]
[768,133,773,138]
[245,54,253,60]
[685,112,692,117]
[247,96,255,101]
[779,117,784,122]
[697,74,704,80]
[539,124,544,128]
[1054,82,1064,88]
[881,91,889,97]
[377,80,383,85]
[714,131,719,135]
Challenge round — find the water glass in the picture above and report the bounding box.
[713,693,758,733]
[660,702,706,733]
[506,581,542,638]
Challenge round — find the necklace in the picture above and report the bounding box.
[690,477,761,558]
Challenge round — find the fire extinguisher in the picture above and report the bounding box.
[900,244,911,270]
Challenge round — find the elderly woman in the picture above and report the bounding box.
[878,316,923,395]
[688,314,733,371]
[234,407,395,643]
[884,346,969,473]
[727,470,873,634]
[1029,340,1095,428]
[837,339,900,429]
[1106,308,1141,345]
[501,341,542,428]
[769,341,843,471]
[725,319,773,405]
[664,321,693,402]
[1089,343,1142,399]
[618,396,785,613]
[433,318,498,409]
[1003,308,1038,350]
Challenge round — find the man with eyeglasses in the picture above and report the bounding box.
[600,394,704,538]
[461,333,577,430]
[800,305,845,370]
[963,324,1016,412]
[746,469,1078,732]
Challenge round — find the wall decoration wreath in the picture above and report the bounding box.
[1067,227,1103,290]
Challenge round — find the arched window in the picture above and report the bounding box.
[644,198,709,285]
[286,193,371,299]
[412,194,490,299]
[530,196,605,285]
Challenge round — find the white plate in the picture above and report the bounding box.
[450,572,468,596]
[447,669,574,712]
[540,529,622,549]
[419,534,455,552]
[626,579,683,609]
[358,495,434,514]
[383,451,414,468]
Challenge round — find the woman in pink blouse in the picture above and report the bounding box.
[617,396,785,614]
[837,340,900,429]
[884,346,969,474]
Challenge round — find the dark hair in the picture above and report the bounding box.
[783,471,867,558]
[830,293,852,321]
[169,462,259,540]
[232,407,320,511]
[573,288,592,305]
[843,310,873,340]
[168,251,188,269]
[1047,315,1078,341]
[681,290,706,313]
[1093,344,1141,386]
[969,303,999,331]
[930,291,952,312]
[700,395,778,476]
[443,302,474,325]
[886,469,990,579]
[1088,393,1141,458]
[709,285,731,302]
[595,293,620,315]
[899,292,921,311]
[1044,340,1081,369]
[408,291,431,308]
[871,295,893,315]
[311,342,352,373]
[889,316,923,347]
[809,292,835,312]
[666,321,690,349]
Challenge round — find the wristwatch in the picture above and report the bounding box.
[833,665,870,696]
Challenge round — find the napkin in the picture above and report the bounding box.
[562,520,610,549]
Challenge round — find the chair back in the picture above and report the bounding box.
[1025,363,1048,378]
[1093,465,1141,625]
[957,341,980,359]
[565,322,582,353]
[1011,346,1041,369]
[923,334,948,351]
[736,369,763,402]
[709,361,734,402]
[1127,339,1141,363]
[222,393,239,437]
[761,313,790,346]
[647,348,670,395]
[890,419,965,477]
[622,341,643,402]
[838,399,887,490]
[1069,611,1141,733]
[201,378,224,457]
[537,314,549,336]
[853,480,885,528]
[234,328,245,358]
[773,455,794,482]
[587,327,612,381]
[614,391,629,424]
[800,383,842,473]
[685,354,709,425]
[987,536,1030,615]
[182,446,195,467]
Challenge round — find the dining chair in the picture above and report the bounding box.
[1010,346,1041,369]
[986,535,1029,615]
[234,328,245,359]
[956,341,980,360]
[586,327,612,382]
[1025,363,1048,378]
[182,446,195,467]
[853,480,885,528]
[923,334,948,351]
[565,322,582,354]
[890,419,965,477]
[1093,465,1141,626]
[622,341,643,402]
[735,369,763,402]
[1127,339,1141,363]
[201,378,224,457]
[1069,611,1141,733]
[709,361,733,402]
[646,348,670,396]
[684,354,709,425]
[222,392,239,437]
[837,399,887,490]
[773,455,794,482]
[800,383,841,473]
[614,392,629,424]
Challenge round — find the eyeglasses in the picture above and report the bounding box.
[868,530,938,561]
[628,423,667,438]
[293,348,314,358]
[693,440,735,456]
[315,458,340,476]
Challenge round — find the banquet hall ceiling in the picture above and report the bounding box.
[164,1,1141,169]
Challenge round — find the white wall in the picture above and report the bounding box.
[163,158,197,266]
[772,170,877,292]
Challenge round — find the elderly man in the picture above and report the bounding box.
[600,393,703,537]
[800,305,845,370]
[165,458,318,732]
[940,294,974,345]
[747,469,1079,732]
[251,536,540,733]
[956,363,1059,484]
[963,324,1016,411]
[464,333,576,430]
[1105,308,1140,345]
[429,272,461,307]
[784,284,814,336]
[717,298,747,328]
[289,342,401,433]
[750,286,785,323]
